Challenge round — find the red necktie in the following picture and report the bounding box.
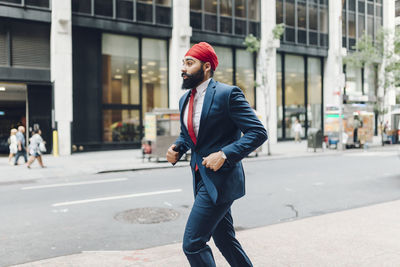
[187,88,198,170]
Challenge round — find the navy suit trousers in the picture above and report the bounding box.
[182,172,253,267]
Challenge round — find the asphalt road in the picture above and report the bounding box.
[1,151,399,266]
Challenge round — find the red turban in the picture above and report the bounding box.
[185,42,219,71]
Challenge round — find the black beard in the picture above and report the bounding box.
[181,67,204,90]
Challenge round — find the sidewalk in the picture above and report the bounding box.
[11,199,400,266]
[1,138,398,183]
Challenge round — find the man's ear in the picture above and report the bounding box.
[203,62,212,75]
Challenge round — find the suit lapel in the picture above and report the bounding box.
[196,79,216,146]
[180,90,192,144]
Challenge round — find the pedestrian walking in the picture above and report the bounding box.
[293,119,302,143]
[27,129,46,169]
[14,126,28,165]
[166,42,267,267]
[8,128,18,165]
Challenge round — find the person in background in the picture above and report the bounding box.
[8,128,18,165]
[293,119,302,143]
[27,129,46,169]
[14,126,27,165]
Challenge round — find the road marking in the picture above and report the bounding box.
[52,189,183,207]
[21,178,128,190]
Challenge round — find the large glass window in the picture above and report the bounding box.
[72,0,171,26]
[277,53,323,140]
[213,46,233,85]
[142,38,168,113]
[236,49,255,107]
[343,0,382,50]
[102,34,140,105]
[190,0,260,37]
[284,55,305,139]
[308,57,322,130]
[102,34,140,143]
[101,34,168,144]
[279,0,328,48]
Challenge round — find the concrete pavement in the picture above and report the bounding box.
[11,199,400,266]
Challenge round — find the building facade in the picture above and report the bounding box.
[0,0,397,155]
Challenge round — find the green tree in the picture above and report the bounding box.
[244,23,284,155]
[343,28,400,146]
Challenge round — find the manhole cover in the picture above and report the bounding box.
[115,207,180,224]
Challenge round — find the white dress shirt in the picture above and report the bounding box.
[183,78,211,138]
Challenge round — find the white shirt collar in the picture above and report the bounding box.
[195,78,211,95]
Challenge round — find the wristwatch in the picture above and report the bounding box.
[220,151,227,159]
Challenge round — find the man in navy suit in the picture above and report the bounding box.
[167,42,267,267]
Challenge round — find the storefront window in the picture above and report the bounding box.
[285,55,305,139]
[102,34,140,105]
[213,46,233,85]
[236,49,254,108]
[142,38,168,113]
[308,57,322,130]
[276,53,283,139]
[102,34,141,143]
[103,109,141,143]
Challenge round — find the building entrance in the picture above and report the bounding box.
[0,83,27,154]
[0,83,52,154]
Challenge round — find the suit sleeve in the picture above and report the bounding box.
[174,124,191,160]
[173,96,191,161]
[221,87,268,164]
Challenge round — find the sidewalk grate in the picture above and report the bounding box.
[114,207,180,224]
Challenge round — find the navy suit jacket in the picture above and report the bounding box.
[175,79,268,205]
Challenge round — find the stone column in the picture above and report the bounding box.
[257,0,277,147]
[169,0,192,109]
[382,0,396,124]
[51,0,73,155]
[324,0,344,110]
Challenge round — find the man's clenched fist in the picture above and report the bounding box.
[166,144,179,164]
[202,151,226,172]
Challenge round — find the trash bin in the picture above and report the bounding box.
[307,128,323,152]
